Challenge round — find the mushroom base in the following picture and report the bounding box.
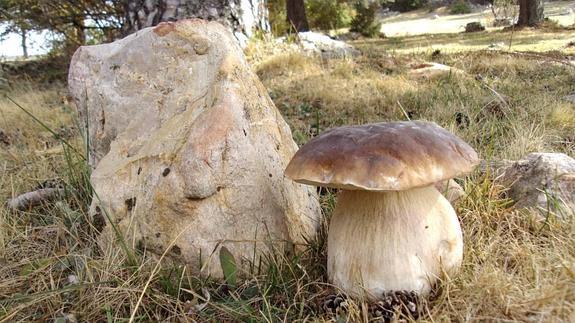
[327,185,463,299]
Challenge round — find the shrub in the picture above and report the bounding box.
[350,1,382,37]
[267,0,290,36]
[306,0,354,31]
[465,21,485,32]
[450,0,472,14]
[391,0,427,12]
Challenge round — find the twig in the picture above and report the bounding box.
[5,188,64,211]
[508,21,515,51]
[396,101,411,120]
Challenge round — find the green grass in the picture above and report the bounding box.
[1,28,575,321]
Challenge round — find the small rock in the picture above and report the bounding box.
[377,8,400,19]
[435,179,465,203]
[565,93,575,104]
[500,153,575,220]
[487,42,506,50]
[67,274,79,285]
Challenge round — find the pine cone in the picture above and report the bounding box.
[322,294,349,314]
[370,290,420,321]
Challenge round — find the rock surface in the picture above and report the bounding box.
[278,32,361,59]
[435,179,465,204]
[500,153,575,219]
[68,19,320,277]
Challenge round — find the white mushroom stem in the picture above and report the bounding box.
[327,185,463,299]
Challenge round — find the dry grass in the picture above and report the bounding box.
[1,29,575,321]
[357,26,575,54]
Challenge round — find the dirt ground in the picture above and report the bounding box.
[381,1,575,36]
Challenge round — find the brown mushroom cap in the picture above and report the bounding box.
[285,121,479,191]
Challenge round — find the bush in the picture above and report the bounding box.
[450,0,472,14]
[391,0,427,12]
[306,0,354,31]
[350,1,382,37]
[267,0,290,36]
[465,21,485,32]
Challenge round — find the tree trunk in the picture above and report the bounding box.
[517,0,544,26]
[20,29,28,58]
[124,0,269,46]
[286,0,309,32]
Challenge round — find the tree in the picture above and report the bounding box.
[1,0,124,56]
[0,0,35,58]
[124,0,269,45]
[350,0,381,37]
[286,0,309,32]
[517,0,543,26]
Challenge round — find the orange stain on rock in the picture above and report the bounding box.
[153,22,176,37]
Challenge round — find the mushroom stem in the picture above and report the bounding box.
[327,185,463,299]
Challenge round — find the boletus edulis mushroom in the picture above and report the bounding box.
[285,121,479,299]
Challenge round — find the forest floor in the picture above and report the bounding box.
[0,26,574,321]
[380,1,575,36]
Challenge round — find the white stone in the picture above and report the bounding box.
[278,31,361,59]
[68,19,321,277]
[409,62,464,79]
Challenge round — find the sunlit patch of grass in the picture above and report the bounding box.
[355,28,575,54]
[549,103,575,133]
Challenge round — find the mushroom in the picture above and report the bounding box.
[285,121,479,299]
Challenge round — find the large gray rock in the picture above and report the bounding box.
[500,153,575,219]
[68,19,320,277]
[278,32,361,59]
